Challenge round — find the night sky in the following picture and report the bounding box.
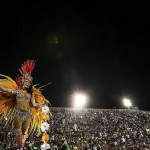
[0,1,150,110]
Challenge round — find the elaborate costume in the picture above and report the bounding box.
[0,59,51,148]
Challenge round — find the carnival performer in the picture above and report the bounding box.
[0,59,51,148]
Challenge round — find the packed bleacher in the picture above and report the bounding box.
[0,108,150,150]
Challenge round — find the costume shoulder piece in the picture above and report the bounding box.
[0,74,18,127]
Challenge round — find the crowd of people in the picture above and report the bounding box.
[0,108,150,150]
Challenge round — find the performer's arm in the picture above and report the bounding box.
[31,93,44,107]
[0,87,16,94]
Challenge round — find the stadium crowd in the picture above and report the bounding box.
[0,108,150,150]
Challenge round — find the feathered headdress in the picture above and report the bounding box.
[16,59,36,87]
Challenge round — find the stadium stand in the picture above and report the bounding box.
[1,108,150,150]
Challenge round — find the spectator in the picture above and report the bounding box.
[1,108,150,150]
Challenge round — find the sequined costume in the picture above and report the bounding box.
[0,59,51,148]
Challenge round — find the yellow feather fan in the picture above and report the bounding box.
[0,74,17,127]
[30,86,52,135]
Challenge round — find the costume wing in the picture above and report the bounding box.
[30,86,52,135]
[0,74,18,127]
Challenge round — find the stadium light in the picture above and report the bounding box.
[73,92,87,108]
[123,98,132,109]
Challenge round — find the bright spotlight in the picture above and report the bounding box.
[73,93,87,108]
[123,98,132,108]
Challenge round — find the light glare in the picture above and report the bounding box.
[73,93,87,108]
[123,98,132,107]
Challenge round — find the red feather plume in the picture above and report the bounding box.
[16,75,23,88]
[18,59,36,76]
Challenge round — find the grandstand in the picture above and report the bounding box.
[1,107,150,150]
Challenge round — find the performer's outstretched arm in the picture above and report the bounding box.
[0,87,16,94]
[31,93,44,107]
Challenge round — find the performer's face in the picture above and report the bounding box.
[23,80,31,89]
[22,74,32,89]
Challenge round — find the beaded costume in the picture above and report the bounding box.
[0,59,51,148]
